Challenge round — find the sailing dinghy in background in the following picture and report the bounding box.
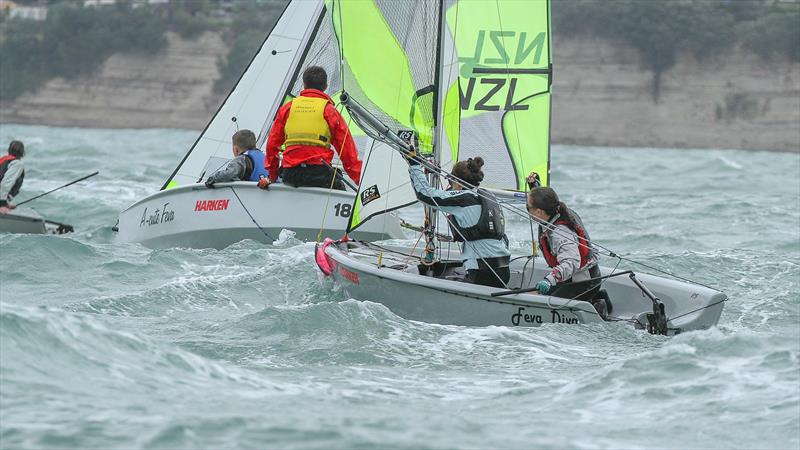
[316,0,726,335]
[115,0,403,249]
[0,171,99,235]
[0,207,73,235]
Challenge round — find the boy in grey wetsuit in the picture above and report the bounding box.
[407,156,510,288]
[204,130,269,188]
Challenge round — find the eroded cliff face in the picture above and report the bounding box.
[1,33,798,151]
[552,38,800,152]
[0,32,227,131]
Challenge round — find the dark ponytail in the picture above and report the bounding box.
[451,157,485,187]
[528,186,576,228]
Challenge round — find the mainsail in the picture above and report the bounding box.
[161,1,326,189]
[344,0,552,232]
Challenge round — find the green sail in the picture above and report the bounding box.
[443,0,552,189]
[330,0,440,231]
[331,0,435,153]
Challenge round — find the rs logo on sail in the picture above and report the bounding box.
[459,30,548,111]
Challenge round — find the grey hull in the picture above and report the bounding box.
[320,242,725,333]
[0,208,73,235]
[117,182,404,249]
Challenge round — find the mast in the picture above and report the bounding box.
[422,0,447,266]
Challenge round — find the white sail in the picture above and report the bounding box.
[349,140,417,231]
[162,0,325,189]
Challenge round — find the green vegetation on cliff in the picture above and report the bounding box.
[213,1,286,94]
[0,0,285,101]
[554,0,800,100]
[0,3,166,100]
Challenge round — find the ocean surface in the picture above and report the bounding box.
[0,124,798,449]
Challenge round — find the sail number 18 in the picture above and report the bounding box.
[334,203,352,218]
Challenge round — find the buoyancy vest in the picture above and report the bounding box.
[0,155,16,176]
[244,149,269,182]
[449,188,506,242]
[0,155,24,200]
[284,96,332,148]
[538,210,592,269]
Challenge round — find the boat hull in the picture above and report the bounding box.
[116,182,404,249]
[0,208,73,235]
[320,242,725,333]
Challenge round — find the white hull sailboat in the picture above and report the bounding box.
[117,182,401,249]
[314,0,726,335]
[115,0,403,249]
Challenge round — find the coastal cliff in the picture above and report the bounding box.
[554,38,800,152]
[1,32,798,151]
[0,32,227,131]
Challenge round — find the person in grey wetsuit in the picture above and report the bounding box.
[0,140,25,214]
[526,175,608,318]
[204,129,270,188]
[407,155,511,288]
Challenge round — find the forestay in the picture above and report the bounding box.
[344,0,552,232]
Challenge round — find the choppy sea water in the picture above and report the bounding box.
[0,123,798,449]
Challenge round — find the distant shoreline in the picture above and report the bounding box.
[1,34,798,153]
[2,121,796,154]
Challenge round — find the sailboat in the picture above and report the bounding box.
[115,0,404,249]
[0,207,73,235]
[315,0,726,334]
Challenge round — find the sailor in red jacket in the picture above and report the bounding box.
[0,140,25,214]
[263,66,361,191]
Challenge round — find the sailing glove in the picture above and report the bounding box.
[526,172,541,189]
[257,176,271,190]
[204,179,215,189]
[535,279,551,294]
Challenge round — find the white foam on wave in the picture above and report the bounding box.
[272,228,297,246]
[716,154,744,170]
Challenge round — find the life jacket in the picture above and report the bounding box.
[284,96,332,148]
[538,210,592,269]
[0,155,24,200]
[449,188,506,242]
[244,149,269,182]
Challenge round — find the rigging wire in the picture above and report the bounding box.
[399,150,722,292]
[315,102,358,244]
[229,186,275,242]
[335,0,345,82]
